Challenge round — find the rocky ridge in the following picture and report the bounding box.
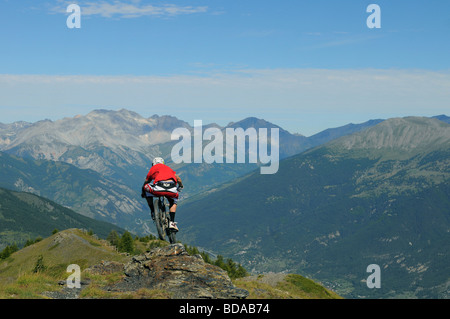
[52,243,249,299]
[110,243,248,299]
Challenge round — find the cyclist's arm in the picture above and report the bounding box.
[175,174,183,188]
[142,178,152,196]
[141,180,148,198]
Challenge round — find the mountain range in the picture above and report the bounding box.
[176,116,450,299]
[0,151,149,234]
[0,110,449,299]
[0,109,389,227]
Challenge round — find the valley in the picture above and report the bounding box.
[0,110,448,299]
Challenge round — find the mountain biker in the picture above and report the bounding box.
[141,157,183,231]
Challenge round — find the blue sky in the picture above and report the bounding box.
[0,0,449,135]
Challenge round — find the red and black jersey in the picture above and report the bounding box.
[146,163,177,184]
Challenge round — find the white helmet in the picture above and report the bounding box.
[152,157,165,166]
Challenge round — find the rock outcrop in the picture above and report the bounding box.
[105,243,248,299]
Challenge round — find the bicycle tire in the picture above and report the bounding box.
[167,228,177,244]
[153,197,166,241]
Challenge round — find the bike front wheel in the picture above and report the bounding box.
[153,197,166,241]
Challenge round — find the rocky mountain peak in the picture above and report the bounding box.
[330,116,450,155]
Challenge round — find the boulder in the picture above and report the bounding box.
[111,243,248,299]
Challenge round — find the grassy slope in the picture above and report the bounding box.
[0,187,126,248]
[0,229,128,280]
[234,273,342,299]
[0,228,341,299]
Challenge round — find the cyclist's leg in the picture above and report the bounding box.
[166,196,179,231]
[167,196,177,221]
[145,192,156,220]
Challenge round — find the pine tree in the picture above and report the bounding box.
[107,230,120,247]
[118,231,134,254]
[214,255,226,270]
[236,264,249,279]
[200,252,213,264]
[0,244,18,260]
[33,255,47,273]
[24,239,35,248]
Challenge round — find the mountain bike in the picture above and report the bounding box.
[153,195,177,244]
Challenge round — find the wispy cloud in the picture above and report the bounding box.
[51,0,208,18]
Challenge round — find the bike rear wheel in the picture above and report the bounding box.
[167,227,176,244]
